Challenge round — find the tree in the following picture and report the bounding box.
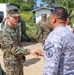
[0,0,37,10]
[19,2,32,12]
[41,0,56,7]
[0,0,27,3]
[41,0,74,17]
[57,0,74,15]
[27,0,37,9]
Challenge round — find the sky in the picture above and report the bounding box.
[36,0,41,7]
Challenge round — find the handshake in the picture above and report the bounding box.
[14,48,44,57]
[30,49,44,56]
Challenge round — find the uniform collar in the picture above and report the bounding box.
[53,25,66,31]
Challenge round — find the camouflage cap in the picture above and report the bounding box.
[7,3,20,17]
[41,14,47,18]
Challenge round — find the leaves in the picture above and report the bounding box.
[41,0,74,17]
[19,3,31,12]
[20,11,33,21]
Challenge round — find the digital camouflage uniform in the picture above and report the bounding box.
[1,23,30,75]
[0,3,30,75]
[36,20,51,45]
[1,18,30,43]
[43,25,74,75]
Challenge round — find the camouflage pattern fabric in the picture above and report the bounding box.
[1,18,30,43]
[36,20,51,45]
[1,24,30,75]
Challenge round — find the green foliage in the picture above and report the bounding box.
[41,0,74,17]
[71,17,74,23]
[0,0,25,3]
[20,11,33,22]
[0,0,37,10]
[58,0,74,15]
[19,3,31,12]
[26,23,37,42]
[70,10,74,17]
[27,0,37,9]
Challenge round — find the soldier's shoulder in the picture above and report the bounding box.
[38,20,42,24]
[2,25,12,34]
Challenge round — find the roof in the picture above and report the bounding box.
[33,7,53,12]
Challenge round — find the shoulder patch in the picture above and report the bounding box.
[46,49,53,58]
[44,42,54,51]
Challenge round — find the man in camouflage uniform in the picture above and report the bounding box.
[43,7,74,75]
[36,14,51,45]
[1,16,30,43]
[0,3,43,75]
[66,16,73,31]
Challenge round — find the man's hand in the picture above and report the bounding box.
[30,49,44,56]
[37,40,41,43]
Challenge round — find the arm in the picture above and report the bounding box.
[2,31,30,56]
[1,17,8,28]
[2,31,43,56]
[43,36,63,75]
[1,17,8,25]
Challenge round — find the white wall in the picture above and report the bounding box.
[0,3,7,31]
[35,9,51,23]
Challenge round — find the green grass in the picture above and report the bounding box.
[26,23,37,42]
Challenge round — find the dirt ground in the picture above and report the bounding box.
[0,42,44,75]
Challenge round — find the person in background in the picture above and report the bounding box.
[0,3,43,75]
[36,14,51,45]
[43,7,74,75]
[66,16,73,31]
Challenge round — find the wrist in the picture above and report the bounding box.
[24,49,30,55]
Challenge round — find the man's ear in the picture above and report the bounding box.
[52,16,56,23]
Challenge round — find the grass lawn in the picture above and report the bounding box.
[26,24,37,42]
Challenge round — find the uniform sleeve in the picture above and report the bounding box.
[43,36,63,75]
[1,21,5,29]
[2,31,30,56]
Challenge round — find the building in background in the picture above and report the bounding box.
[33,7,53,23]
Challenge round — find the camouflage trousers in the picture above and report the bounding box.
[4,59,24,75]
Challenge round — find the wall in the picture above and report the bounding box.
[0,3,7,31]
[35,9,51,23]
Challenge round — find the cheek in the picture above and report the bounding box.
[9,17,13,22]
[50,18,53,25]
[49,15,53,24]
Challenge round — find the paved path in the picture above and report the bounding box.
[0,42,44,75]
